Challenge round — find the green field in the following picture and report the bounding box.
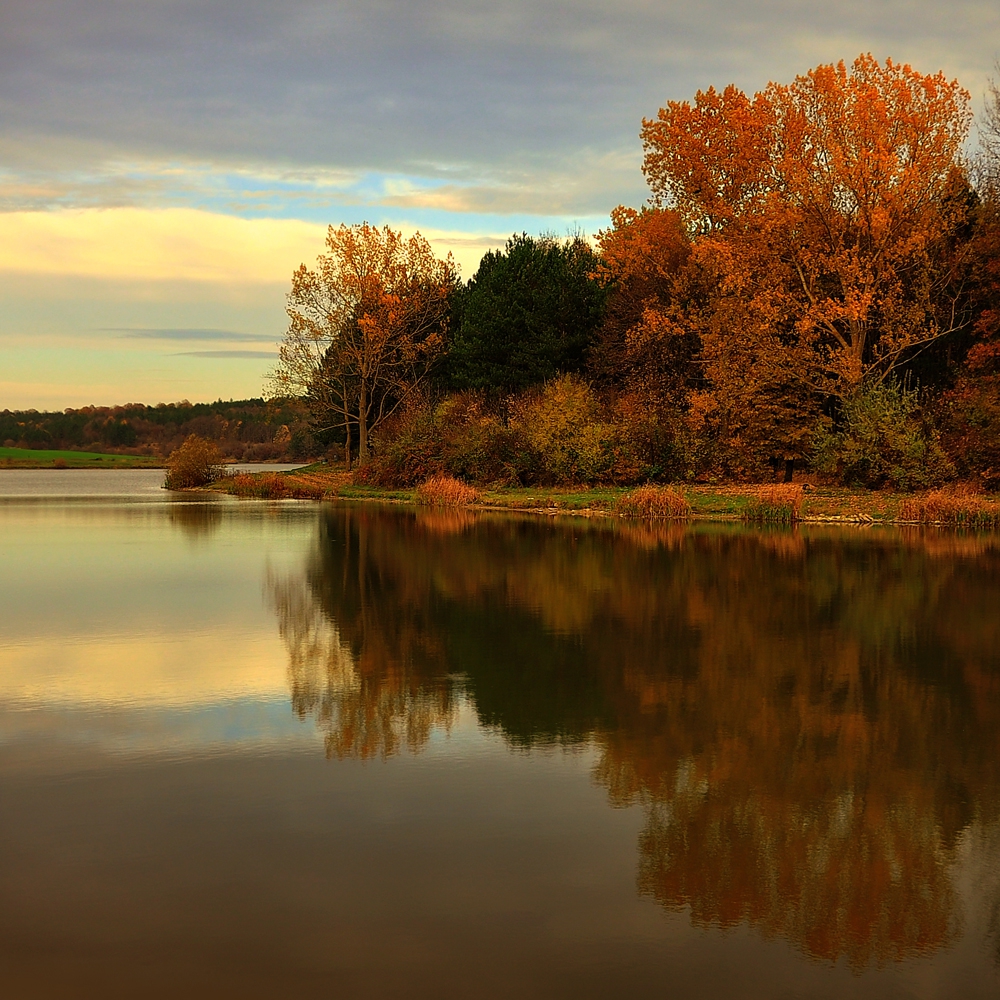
[0,447,163,468]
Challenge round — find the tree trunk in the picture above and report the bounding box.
[358,382,369,461]
[783,459,794,483]
[343,398,352,471]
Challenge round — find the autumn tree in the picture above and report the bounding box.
[936,73,1000,485]
[589,207,699,476]
[641,55,975,401]
[268,223,457,465]
[592,206,691,395]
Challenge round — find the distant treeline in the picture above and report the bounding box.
[272,56,1000,491]
[1,399,316,461]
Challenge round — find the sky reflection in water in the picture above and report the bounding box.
[1,486,999,998]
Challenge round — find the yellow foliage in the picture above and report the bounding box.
[511,374,615,483]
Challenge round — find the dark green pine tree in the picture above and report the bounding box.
[446,233,605,396]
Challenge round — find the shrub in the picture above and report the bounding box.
[616,485,691,519]
[511,374,615,484]
[609,393,689,484]
[743,484,803,525]
[164,434,224,489]
[359,406,444,487]
[898,488,1000,528]
[415,474,481,506]
[440,396,538,485]
[288,426,317,460]
[360,394,537,488]
[938,375,1000,490]
[813,380,952,491]
[288,481,331,500]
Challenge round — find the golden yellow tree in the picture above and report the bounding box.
[268,223,456,465]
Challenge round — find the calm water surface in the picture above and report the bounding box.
[1,470,999,998]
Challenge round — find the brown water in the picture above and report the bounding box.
[1,474,999,998]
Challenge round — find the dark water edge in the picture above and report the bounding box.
[1,494,999,998]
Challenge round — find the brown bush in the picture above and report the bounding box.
[743,484,803,525]
[898,488,1000,528]
[616,485,691,519]
[415,474,481,507]
[163,435,225,489]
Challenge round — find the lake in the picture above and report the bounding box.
[1,470,999,998]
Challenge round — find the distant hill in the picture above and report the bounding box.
[0,398,318,462]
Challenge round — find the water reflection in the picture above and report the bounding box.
[168,501,224,541]
[270,505,1000,968]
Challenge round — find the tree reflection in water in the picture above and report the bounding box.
[267,505,1000,967]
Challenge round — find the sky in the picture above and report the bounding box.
[2,0,999,409]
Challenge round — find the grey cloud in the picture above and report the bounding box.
[172,350,277,358]
[2,1,997,213]
[107,328,275,342]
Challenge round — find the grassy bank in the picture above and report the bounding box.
[0,447,163,469]
[201,462,1000,526]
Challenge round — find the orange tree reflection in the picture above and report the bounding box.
[270,505,1000,964]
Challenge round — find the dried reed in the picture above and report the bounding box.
[231,472,330,499]
[898,488,1000,529]
[743,484,803,525]
[415,474,482,506]
[616,485,692,519]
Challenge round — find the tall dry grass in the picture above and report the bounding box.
[616,485,691,519]
[415,474,482,506]
[743,484,804,525]
[230,472,327,499]
[898,488,1000,529]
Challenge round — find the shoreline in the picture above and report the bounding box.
[204,463,1000,528]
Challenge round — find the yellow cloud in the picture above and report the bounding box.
[0,207,505,284]
[0,207,326,284]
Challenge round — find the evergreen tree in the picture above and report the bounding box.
[447,234,605,396]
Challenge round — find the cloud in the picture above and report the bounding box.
[0,208,324,283]
[4,0,998,411]
[2,0,996,220]
[173,350,277,359]
[107,327,275,342]
[0,207,508,285]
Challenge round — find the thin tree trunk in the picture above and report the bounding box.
[358,382,369,461]
[343,397,352,470]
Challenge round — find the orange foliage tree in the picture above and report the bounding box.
[936,76,1000,485]
[641,55,975,404]
[269,223,457,465]
[592,207,698,475]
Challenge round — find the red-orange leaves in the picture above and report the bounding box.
[642,85,777,231]
[641,55,974,397]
